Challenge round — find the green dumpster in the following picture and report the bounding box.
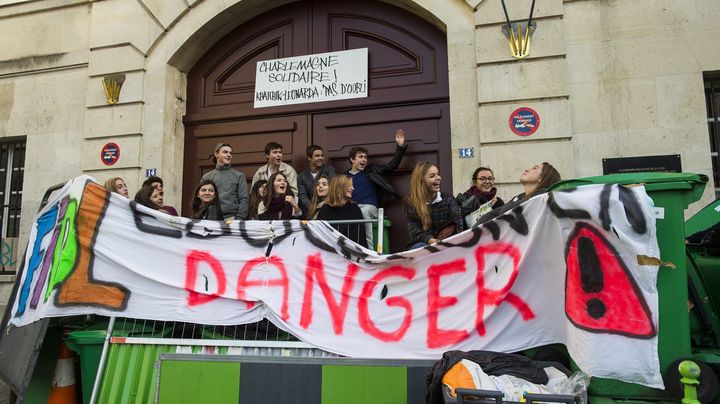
[64,321,162,404]
[551,172,708,400]
[64,328,105,404]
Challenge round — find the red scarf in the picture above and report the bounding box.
[466,186,497,201]
[265,195,294,220]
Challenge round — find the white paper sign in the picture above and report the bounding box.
[254,48,368,108]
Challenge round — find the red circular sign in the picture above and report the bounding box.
[509,107,540,136]
[100,142,120,166]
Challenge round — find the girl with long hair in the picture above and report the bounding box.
[317,176,368,248]
[405,161,463,249]
[104,177,129,198]
[306,175,329,220]
[247,180,267,220]
[476,162,562,226]
[517,162,561,200]
[134,183,165,212]
[191,179,223,220]
[257,172,301,220]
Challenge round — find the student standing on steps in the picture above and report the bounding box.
[252,141,299,197]
[298,145,336,217]
[201,143,249,220]
[346,128,407,248]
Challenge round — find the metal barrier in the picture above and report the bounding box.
[323,207,385,253]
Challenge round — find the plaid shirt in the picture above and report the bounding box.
[406,192,464,247]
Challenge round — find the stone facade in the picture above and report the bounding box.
[0,0,717,248]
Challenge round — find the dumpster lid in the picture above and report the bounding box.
[686,198,720,238]
[551,172,707,201]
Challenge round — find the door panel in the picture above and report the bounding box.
[313,103,451,251]
[185,0,448,122]
[314,0,449,96]
[186,1,310,121]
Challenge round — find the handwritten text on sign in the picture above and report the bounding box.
[254,48,368,108]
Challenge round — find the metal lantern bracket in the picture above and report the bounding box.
[500,0,537,60]
[501,21,537,39]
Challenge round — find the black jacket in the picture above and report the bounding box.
[193,201,223,221]
[348,143,407,206]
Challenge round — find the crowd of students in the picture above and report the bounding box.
[103,129,561,251]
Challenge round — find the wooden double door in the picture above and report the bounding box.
[183,0,451,251]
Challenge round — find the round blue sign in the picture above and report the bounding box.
[101,142,120,166]
[509,107,540,136]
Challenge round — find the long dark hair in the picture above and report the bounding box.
[134,183,161,210]
[532,162,561,198]
[264,172,294,206]
[191,179,218,219]
[248,180,267,219]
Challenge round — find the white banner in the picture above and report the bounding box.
[9,176,663,388]
[254,48,368,108]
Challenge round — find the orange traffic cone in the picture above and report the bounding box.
[47,338,77,403]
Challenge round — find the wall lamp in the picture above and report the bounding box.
[500,0,536,60]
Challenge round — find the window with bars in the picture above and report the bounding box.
[0,138,25,239]
[705,73,720,197]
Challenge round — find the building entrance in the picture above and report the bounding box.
[184,0,451,251]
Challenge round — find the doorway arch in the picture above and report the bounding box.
[183,0,452,251]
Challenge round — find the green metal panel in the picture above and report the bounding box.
[688,246,720,324]
[685,198,720,237]
[321,365,407,404]
[158,360,240,403]
[97,344,175,404]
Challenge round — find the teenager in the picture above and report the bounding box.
[134,183,165,212]
[455,167,505,224]
[252,141,298,196]
[257,172,301,220]
[298,145,336,216]
[405,161,463,249]
[306,175,330,220]
[508,162,561,204]
[247,180,267,220]
[476,162,561,225]
[142,176,178,216]
[191,180,223,220]
[201,143,249,220]
[347,128,407,247]
[317,176,368,248]
[104,177,129,198]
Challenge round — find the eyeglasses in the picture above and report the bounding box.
[475,176,494,182]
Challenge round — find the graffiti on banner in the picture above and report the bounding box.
[9,176,663,388]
